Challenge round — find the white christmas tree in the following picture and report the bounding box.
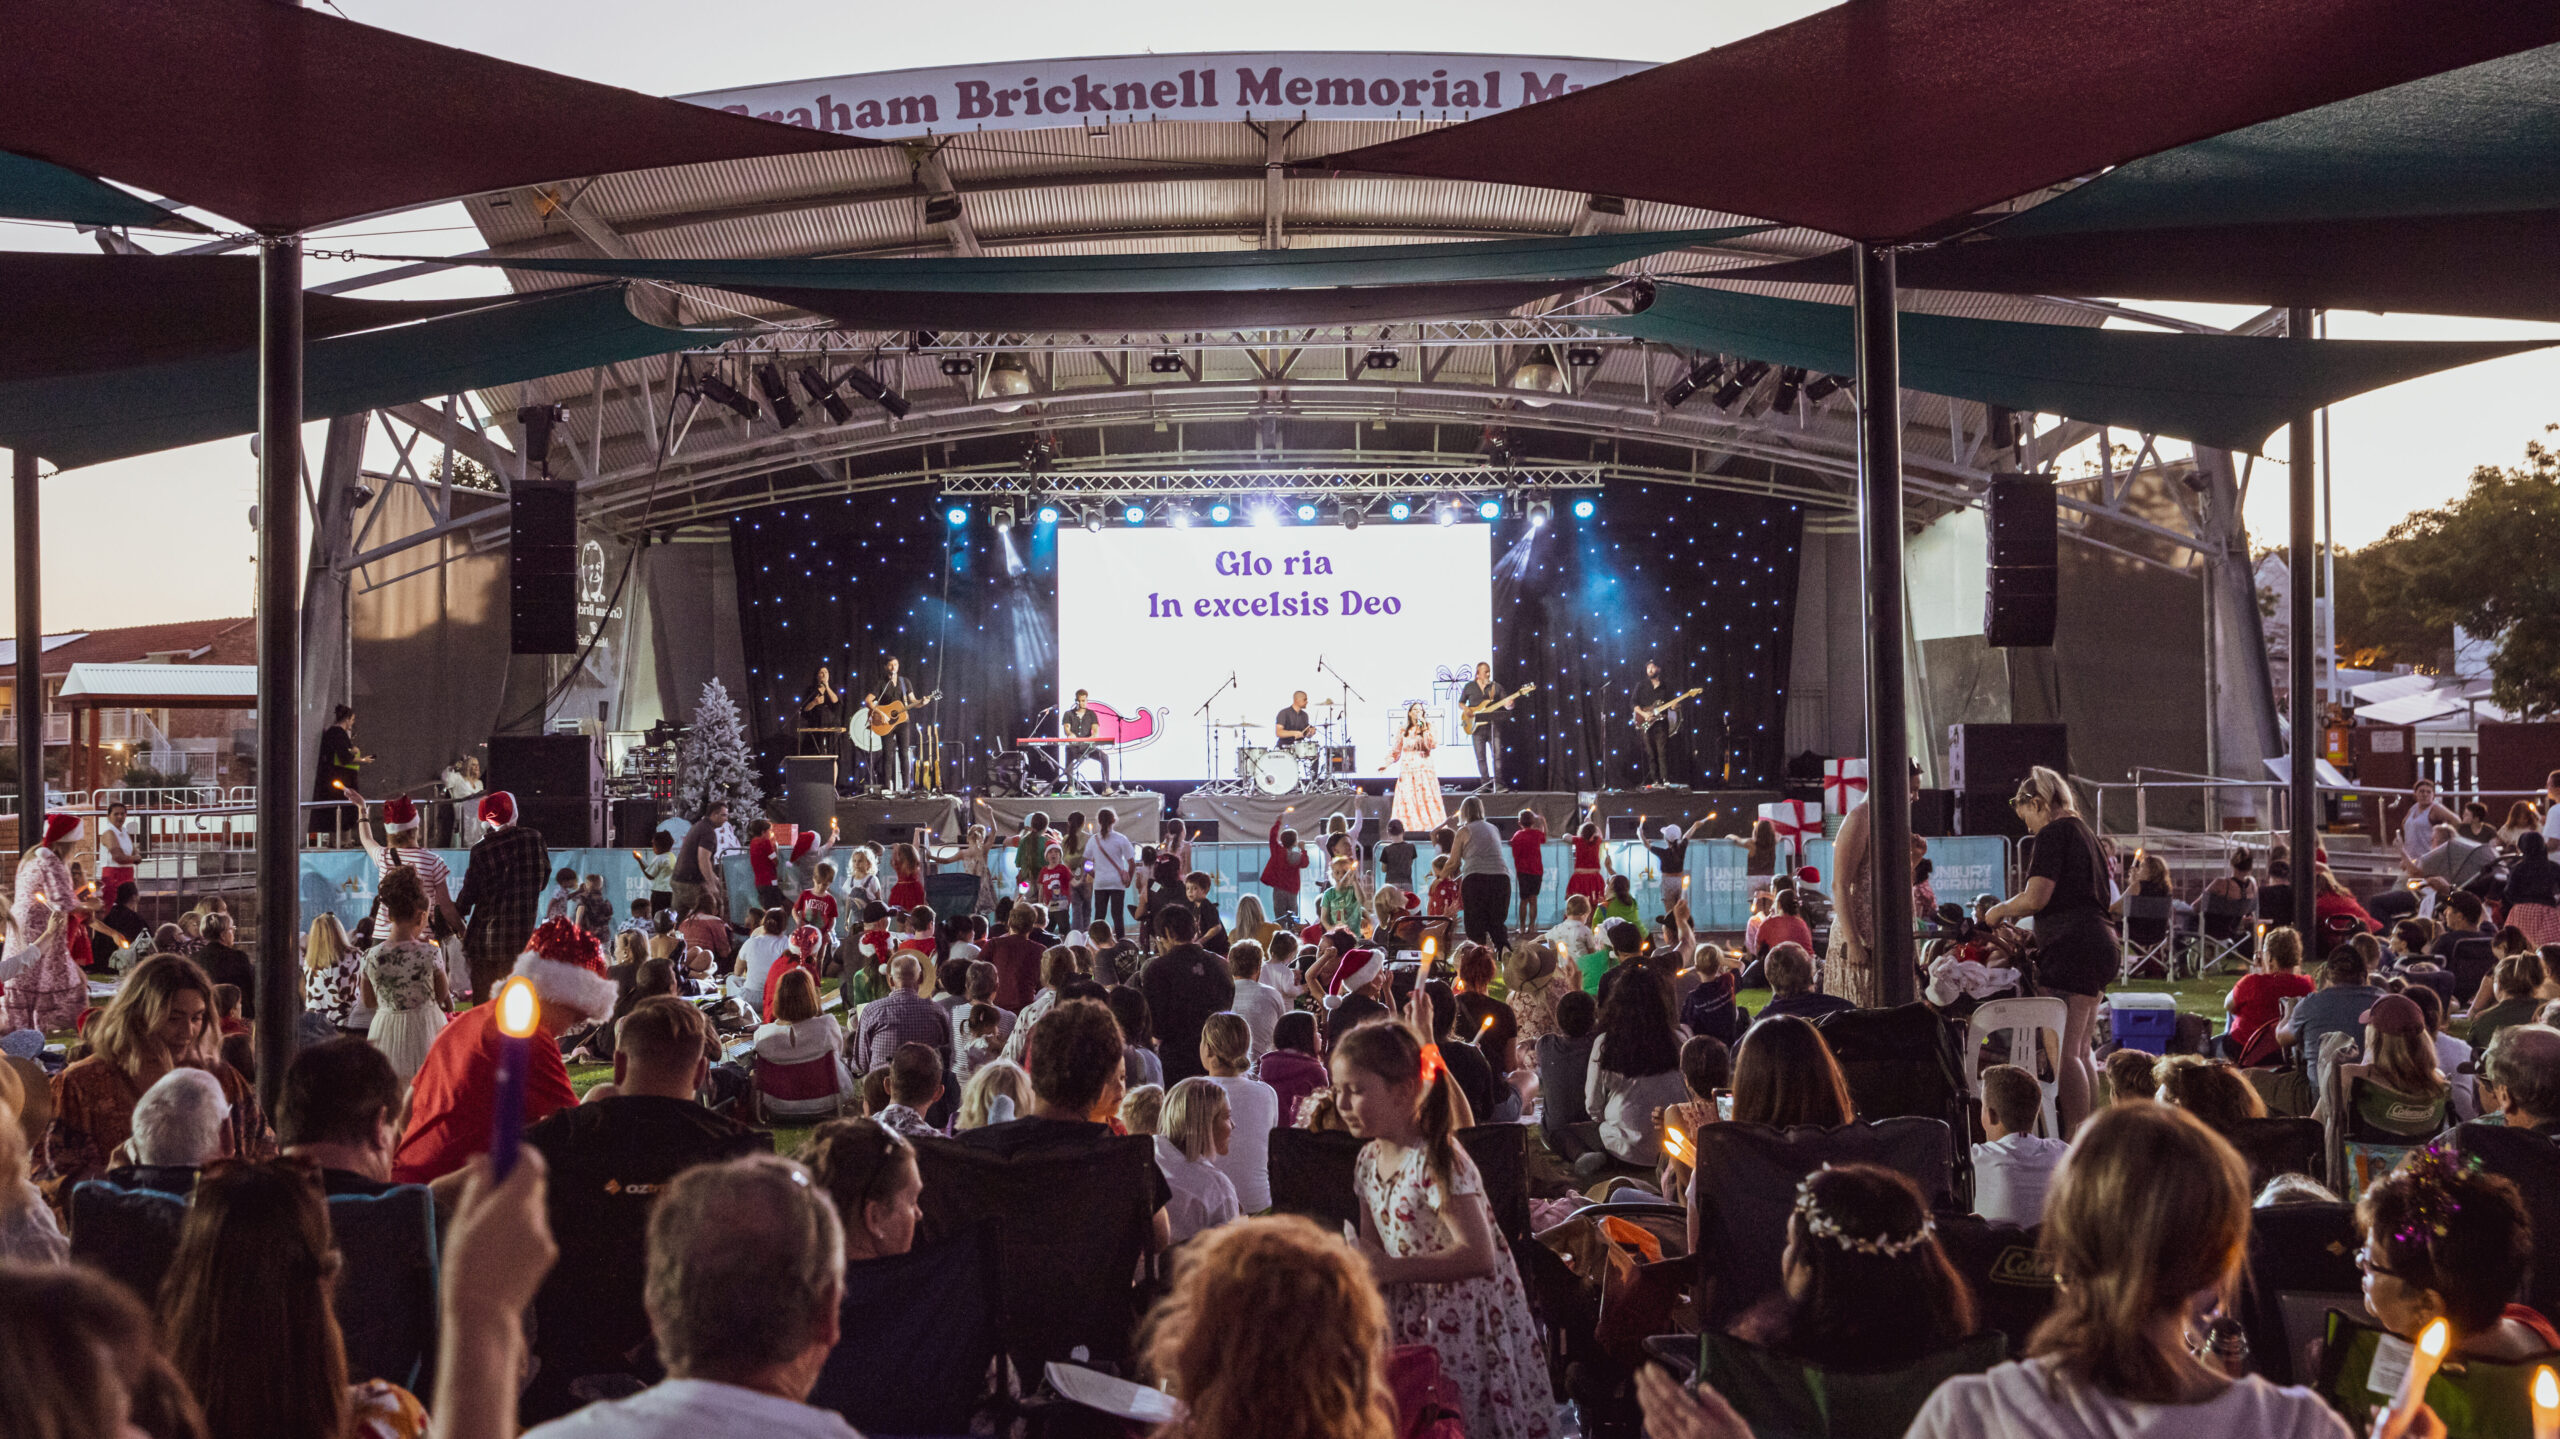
[674,677,764,823]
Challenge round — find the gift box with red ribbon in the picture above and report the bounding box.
[1757,799,1823,863]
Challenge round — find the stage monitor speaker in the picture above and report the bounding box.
[610,797,662,849]
[488,733,603,799]
[510,480,579,654]
[1911,787,1955,837]
[1947,723,2070,795]
[1955,789,2027,840]
[517,795,603,847]
[783,756,838,836]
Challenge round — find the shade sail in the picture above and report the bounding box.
[410,227,1753,293]
[737,279,1609,333]
[0,0,875,233]
[1727,210,2560,323]
[1589,284,2552,454]
[1318,0,2560,242]
[0,150,206,232]
[0,285,717,469]
[0,253,536,384]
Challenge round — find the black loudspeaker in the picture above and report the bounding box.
[1947,723,2070,795]
[610,797,661,848]
[1956,789,2027,840]
[516,795,603,847]
[783,756,837,836]
[487,733,603,799]
[510,481,578,654]
[1910,787,1955,837]
[1984,473,2058,647]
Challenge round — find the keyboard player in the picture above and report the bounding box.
[1062,689,1109,789]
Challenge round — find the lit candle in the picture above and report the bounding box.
[2390,1318,2451,1437]
[2535,1365,2557,1439]
[489,977,542,1181]
[1661,1123,1694,1166]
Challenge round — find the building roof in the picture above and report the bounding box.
[32,618,254,678]
[0,633,87,667]
[55,663,258,707]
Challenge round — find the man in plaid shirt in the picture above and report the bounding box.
[855,951,957,1073]
[454,790,550,1004]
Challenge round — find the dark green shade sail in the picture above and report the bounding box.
[0,150,208,231]
[1590,284,2553,454]
[0,285,718,469]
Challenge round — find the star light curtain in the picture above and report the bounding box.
[727,479,1804,796]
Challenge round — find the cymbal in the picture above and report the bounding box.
[1311,699,1340,708]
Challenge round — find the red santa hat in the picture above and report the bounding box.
[382,794,420,832]
[1323,947,1385,1011]
[789,829,823,863]
[478,791,517,827]
[509,918,618,1021]
[40,812,79,846]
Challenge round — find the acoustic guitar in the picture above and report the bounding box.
[865,688,941,736]
[1459,682,1537,735]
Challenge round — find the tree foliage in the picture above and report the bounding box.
[2357,430,2560,717]
[2330,543,2452,673]
[673,677,764,823]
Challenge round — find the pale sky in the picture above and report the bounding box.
[6,0,2551,630]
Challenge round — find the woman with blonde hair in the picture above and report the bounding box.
[1229,892,1276,954]
[302,911,368,1037]
[1984,765,2112,1133]
[45,952,271,1188]
[1140,1215,1399,1439]
[956,1056,1034,1130]
[1155,1076,1239,1243]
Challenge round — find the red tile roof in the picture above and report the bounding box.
[41,617,254,676]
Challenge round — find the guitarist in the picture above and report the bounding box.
[1457,660,1518,794]
[1631,659,1689,790]
[862,656,927,794]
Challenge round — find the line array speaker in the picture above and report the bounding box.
[1984,474,2057,647]
[510,480,578,654]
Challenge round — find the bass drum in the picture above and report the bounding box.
[1250,749,1302,796]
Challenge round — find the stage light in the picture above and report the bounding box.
[945,504,968,526]
[1713,359,1769,410]
[923,193,964,226]
[1170,506,1196,528]
[1339,503,1364,530]
[1252,505,1278,528]
[1572,496,1596,519]
[1510,345,1565,406]
[796,366,854,424]
[1661,356,1725,409]
[839,364,912,420]
[1437,500,1458,526]
[989,504,1018,529]
[1036,504,1060,526]
[753,365,803,428]
[695,374,762,424]
[938,355,977,377]
[1294,502,1318,522]
[1526,498,1553,528]
[1388,499,1412,521]
[1209,502,1232,523]
[1123,503,1147,525]
[1081,504,1106,532]
[1802,372,1848,404]
[986,352,1033,410]
[1362,347,1401,370]
[1147,349,1185,374]
[1768,366,1807,415]
[1478,497,1503,520]
[1565,346,1603,368]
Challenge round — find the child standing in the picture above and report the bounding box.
[1038,845,1073,908]
[1260,815,1308,921]
[843,846,884,913]
[1334,1010,1554,1439]
[886,841,927,912]
[1426,855,1461,920]
[635,832,676,915]
[1316,856,1367,934]
[1563,818,1608,909]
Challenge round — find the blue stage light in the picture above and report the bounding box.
[1209,502,1232,523]
[1036,505,1060,525]
[1294,502,1318,522]
[1478,498,1503,520]
[1389,500,1412,521]
[945,505,968,526]
[1572,497,1596,519]
[1123,504,1146,525]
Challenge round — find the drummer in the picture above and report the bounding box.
[1275,691,1316,743]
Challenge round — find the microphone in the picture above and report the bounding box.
[1315,654,1323,674]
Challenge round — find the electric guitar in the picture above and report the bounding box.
[1631,686,1704,729]
[865,688,942,736]
[1459,682,1537,735]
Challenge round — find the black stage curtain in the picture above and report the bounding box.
[728,479,1802,793]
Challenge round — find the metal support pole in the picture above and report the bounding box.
[12,450,39,833]
[2285,307,2318,940]
[255,236,303,1113]
[1854,244,1917,1006]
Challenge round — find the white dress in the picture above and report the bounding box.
[1390,727,1445,832]
[1357,1141,1554,1439]
[361,938,448,1082]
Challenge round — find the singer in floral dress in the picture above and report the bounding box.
[1388,704,1446,833]
[3,815,84,1034]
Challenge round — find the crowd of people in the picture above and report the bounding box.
[5,776,2559,1438]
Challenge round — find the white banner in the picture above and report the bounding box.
[1054,522,1495,783]
[680,51,1652,141]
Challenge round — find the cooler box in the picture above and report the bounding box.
[2109,991,2181,1056]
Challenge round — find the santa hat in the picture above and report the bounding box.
[1324,947,1385,1011]
[509,918,618,1021]
[791,924,824,956]
[382,794,420,832]
[1797,865,1822,884]
[789,830,823,863]
[478,791,517,828]
[40,812,79,846]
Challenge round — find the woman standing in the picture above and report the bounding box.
[1059,810,1092,931]
[799,664,844,754]
[310,704,366,844]
[361,867,450,1083]
[2,813,83,1035]
[1983,766,2114,1134]
[441,755,485,847]
[1387,703,1445,832]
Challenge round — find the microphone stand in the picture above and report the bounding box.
[1195,672,1238,785]
[1316,657,1363,790]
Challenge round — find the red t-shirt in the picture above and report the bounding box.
[1571,835,1602,871]
[798,891,839,935]
[1509,827,1547,876]
[888,875,926,911]
[1755,914,1814,956]
[748,837,780,887]
[392,1005,579,1184]
[1039,864,1072,902]
[2226,971,2315,1044]
[983,932,1046,1010]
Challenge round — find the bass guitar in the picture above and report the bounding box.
[1458,682,1537,735]
[1631,686,1704,728]
[865,689,942,737]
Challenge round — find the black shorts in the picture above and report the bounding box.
[1519,871,1544,900]
[2032,909,2119,998]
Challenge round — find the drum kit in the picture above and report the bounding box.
[1212,700,1356,797]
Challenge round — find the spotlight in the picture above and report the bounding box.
[1436,500,1459,526]
[1209,502,1233,524]
[1565,346,1603,368]
[1713,359,1769,410]
[1362,347,1401,370]
[939,356,978,377]
[1802,372,1848,404]
[1526,498,1554,528]
[1170,507,1196,528]
[1294,502,1318,522]
[1478,497,1503,520]
[1768,366,1807,415]
[1388,499,1413,521]
[1339,503,1364,530]
[1572,496,1596,519]
[797,366,854,424]
[1510,344,1566,405]
[1252,505,1278,528]
[989,504,1018,529]
[986,352,1033,403]
[1123,503,1147,525]
[755,365,801,428]
[1147,349,1186,374]
[1036,504,1061,526]
[839,364,912,420]
[945,504,968,526]
[1661,356,1725,410]
[1081,504,1106,532]
[695,374,762,424]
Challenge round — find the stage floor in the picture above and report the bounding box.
[828,784,1770,842]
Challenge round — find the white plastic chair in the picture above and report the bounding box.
[1967,997,2068,1139]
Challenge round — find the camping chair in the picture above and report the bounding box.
[1816,1004,1973,1202]
[1965,998,2066,1139]
[1691,1329,2008,1439]
[2448,937,2497,1000]
[911,1133,1160,1379]
[1930,1214,2056,1357]
[750,1050,851,1123]
[809,1221,1005,1436]
[2237,1200,2360,1386]
[1688,1118,1955,1327]
[2318,1308,2559,1438]
[2323,1062,2449,1198]
[1265,1127,1366,1233]
[67,1178,185,1310]
[2224,1116,2327,1194]
[1456,1123,1535,1250]
[2117,894,2177,980]
[328,1186,441,1393]
[2192,889,2256,974]
[922,869,983,922]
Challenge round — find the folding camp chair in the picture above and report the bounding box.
[2238,1200,2360,1386]
[2324,1062,2448,1198]
[2192,889,2256,974]
[328,1185,441,1393]
[2225,1116,2326,1194]
[1688,1118,1955,1326]
[810,1222,1005,1436]
[2117,894,2177,980]
[1965,997,2066,1139]
[1265,1126,1365,1233]
[1693,1329,2008,1438]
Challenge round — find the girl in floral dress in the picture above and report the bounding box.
[2,815,84,1035]
[1334,1002,1554,1439]
[303,912,369,1037]
[361,868,449,1082]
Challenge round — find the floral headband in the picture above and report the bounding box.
[1793,1165,1935,1258]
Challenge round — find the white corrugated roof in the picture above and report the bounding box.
[2355,690,2466,726]
[55,663,257,704]
[2350,673,2439,705]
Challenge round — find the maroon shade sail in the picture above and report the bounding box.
[0,0,876,234]
[730,278,1609,332]
[1320,0,2560,242]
